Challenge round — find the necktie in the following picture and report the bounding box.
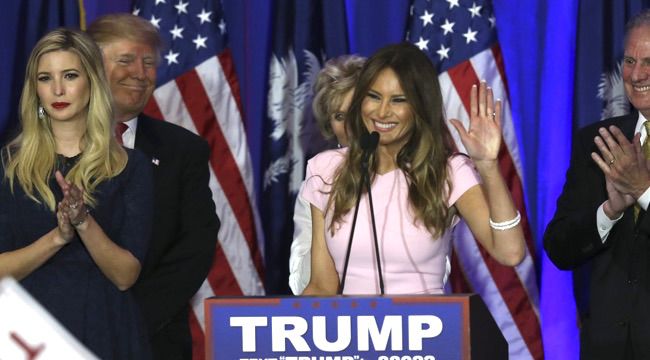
[115,122,128,145]
[643,121,650,158]
[634,121,650,221]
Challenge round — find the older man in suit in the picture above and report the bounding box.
[544,9,650,360]
[88,14,220,360]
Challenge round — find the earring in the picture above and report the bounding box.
[38,105,45,120]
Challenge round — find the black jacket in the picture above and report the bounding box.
[544,112,650,359]
[132,115,220,359]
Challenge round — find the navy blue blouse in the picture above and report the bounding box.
[0,149,153,359]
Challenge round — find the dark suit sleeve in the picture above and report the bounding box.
[120,150,154,264]
[543,126,610,270]
[136,136,220,333]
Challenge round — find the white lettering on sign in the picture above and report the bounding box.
[271,317,310,351]
[312,316,351,351]
[230,316,268,352]
[357,315,402,351]
[408,316,443,350]
[229,315,443,352]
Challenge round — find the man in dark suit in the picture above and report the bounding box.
[544,9,650,360]
[88,14,220,359]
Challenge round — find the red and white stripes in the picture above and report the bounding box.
[147,50,265,360]
[443,45,543,360]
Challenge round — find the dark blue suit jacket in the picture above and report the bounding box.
[544,112,650,359]
[132,114,220,359]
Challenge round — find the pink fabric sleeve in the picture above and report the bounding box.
[447,154,481,206]
[300,149,346,212]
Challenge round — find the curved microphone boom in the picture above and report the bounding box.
[360,131,379,169]
[360,131,379,151]
[340,131,385,295]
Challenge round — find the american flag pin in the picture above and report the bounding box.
[152,158,160,166]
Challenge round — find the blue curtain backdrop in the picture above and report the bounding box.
[0,1,80,145]
[0,0,641,358]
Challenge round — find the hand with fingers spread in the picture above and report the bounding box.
[55,170,89,229]
[591,126,650,200]
[449,81,502,163]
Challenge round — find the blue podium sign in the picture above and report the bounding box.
[205,295,505,360]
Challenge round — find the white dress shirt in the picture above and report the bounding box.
[119,117,138,150]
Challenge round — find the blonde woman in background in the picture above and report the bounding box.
[289,55,365,294]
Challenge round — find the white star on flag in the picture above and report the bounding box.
[468,2,482,18]
[170,25,184,39]
[463,27,478,43]
[164,49,179,65]
[446,0,460,9]
[218,19,226,34]
[415,36,429,50]
[150,15,161,29]
[197,9,212,24]
[192,34,207,49]
[441,18,455,35]
[420,10,434,27]
[175,0,189,14]
[436,44,450,60]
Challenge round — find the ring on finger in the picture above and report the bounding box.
[609,158,615,165]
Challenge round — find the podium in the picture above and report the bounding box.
[205,294,506,359]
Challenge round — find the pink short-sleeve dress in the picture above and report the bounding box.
[301,148,480,295]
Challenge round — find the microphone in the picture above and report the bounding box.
[360,131,379,169]
[339,131,384,295]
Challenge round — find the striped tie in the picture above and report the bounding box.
[634,121,650,221]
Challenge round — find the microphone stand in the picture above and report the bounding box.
[339,132,384,295]
[339,170,365,294]
[365,163,384,295]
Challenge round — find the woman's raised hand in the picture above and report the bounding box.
[449,81,502,163]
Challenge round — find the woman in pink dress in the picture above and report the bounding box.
[301,43,525,295]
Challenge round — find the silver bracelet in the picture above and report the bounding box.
[489,211,521,231]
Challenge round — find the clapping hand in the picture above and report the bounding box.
[449,81,502,164]
[55,170,88,232]
[55,200,74,243]
[592,126,650,200]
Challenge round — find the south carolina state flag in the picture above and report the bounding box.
[261,0,348,294]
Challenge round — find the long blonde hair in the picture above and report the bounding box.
[328,43,456,237]
[1,28,127,211]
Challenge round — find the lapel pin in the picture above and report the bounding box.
[152,158,160,166]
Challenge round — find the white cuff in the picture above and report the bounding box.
[597,202,623,243]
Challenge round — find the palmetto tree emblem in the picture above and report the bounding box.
[598,62,630,120]
[265,48,321,194]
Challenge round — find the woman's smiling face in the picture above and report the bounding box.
[361,67,415,156]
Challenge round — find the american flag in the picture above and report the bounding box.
[407,0,543,359]
[132,1,265,358]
